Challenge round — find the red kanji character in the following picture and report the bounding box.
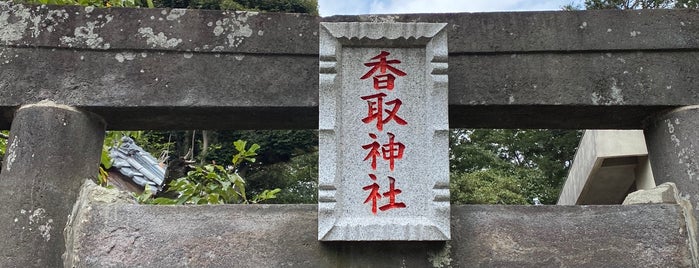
[372,74,397,90]
[363,174,382,215]
[382,132,405,171]
[360,51,407,90]
[362,133,381,170]
[379,176,406,211]
[360,93,408,131]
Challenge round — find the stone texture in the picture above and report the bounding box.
[2,4,699,129]
[623,182,678,205]
[64,180,135,267]
[644,107,699,266]
[0,46,318,130]
[68,204,693,267]
[0,101,105,267]
[0,2,319,130]
[0,3,319,54]
[645,106,699,212]
[323,9,699,53]
[318,22,449,241]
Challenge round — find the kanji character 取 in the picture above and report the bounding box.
[360,93,408,131]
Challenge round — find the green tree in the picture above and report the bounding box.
[203,130,318,199]
[449,129,581,204]
[565,0,698,10]
[157,0,317,13]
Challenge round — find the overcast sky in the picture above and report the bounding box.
[318,0,583,17]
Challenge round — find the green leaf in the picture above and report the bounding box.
[204,165,215,173]
[207,193,221,204]
[233,140,246,153]
[152,197,177,205]
[233,174,246,201]
[248,143,260,153]
[176,195,188,205]
[100,149,112,169]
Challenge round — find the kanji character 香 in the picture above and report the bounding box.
[360,51,407,90]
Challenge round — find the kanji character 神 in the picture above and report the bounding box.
[381,132,405,171]
[362,132,405,171]
[361,93,407,132]
[362,133,382,170]
[360,51,407,90]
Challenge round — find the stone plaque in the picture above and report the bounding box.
[318,22,449,241]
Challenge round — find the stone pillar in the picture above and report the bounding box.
[644,106,699,211]
[0,101,105,267]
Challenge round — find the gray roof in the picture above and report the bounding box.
[109,136,166,193]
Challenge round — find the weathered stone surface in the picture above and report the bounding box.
[69,204,693,267]
[623,182,678,205]
[323,9,699,53]
[0,3,319,54]
[0,101,105,267]
[448,51,699,129]
[645,106,699,212]
[64,180,135,267]
[318,22,449,241]
[0,46,318,130]
[2,4,699,129]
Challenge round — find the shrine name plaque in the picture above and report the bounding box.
[319,22,449,241]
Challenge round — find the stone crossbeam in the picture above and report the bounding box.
[68,204,693,267]
[2,4,698,129]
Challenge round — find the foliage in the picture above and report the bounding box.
[0,131,7,167]
[247,151,318,204]
[11,0,318,13]
[450,170,529,205]
[564,0,698,10]
[584,0,698,9]
[13,0,154,8]
[449,129,582,205]
[0,131,7,152]
[206,130,318,197]
[136,140,280,205]
[164,0,318,14]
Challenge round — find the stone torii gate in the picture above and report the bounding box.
[1,3,698,267]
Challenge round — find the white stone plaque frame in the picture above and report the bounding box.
[319,22,449,241]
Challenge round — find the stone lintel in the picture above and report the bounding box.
[68,204,694,267]
[4,3,698,54]
[2,5,699,130]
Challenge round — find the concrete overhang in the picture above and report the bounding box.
[558,130,655,205]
